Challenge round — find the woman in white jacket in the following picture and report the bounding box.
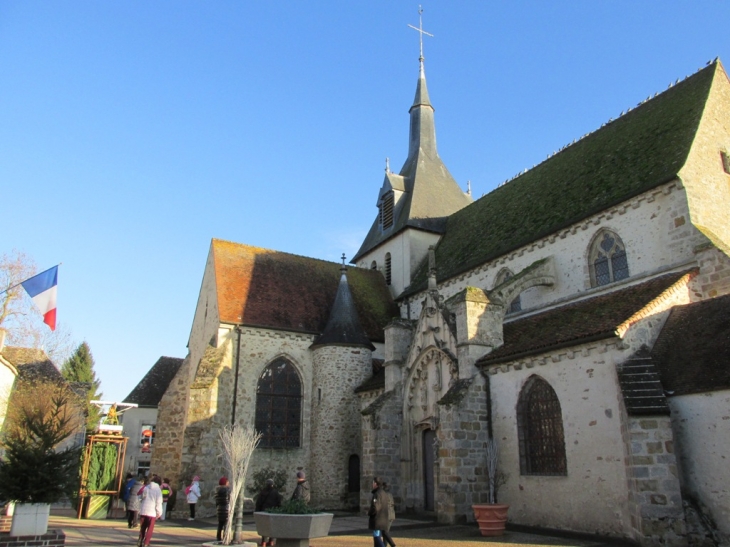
[137,475,163,547]
[186,476,202,521]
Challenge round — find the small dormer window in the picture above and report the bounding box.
[380,192,394,230]
[721,151,730,174]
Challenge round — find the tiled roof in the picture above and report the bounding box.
[651,294,730,396]
[404,62,721,298]
[123,356,184,407]
[354,359,384,393]
[0,346,63,383]
[212,240,399,341]
[477,271,692,366]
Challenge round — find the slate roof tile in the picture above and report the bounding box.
[123,356,184,407]
[0,346,63,383]
[477,271,692,366]
[212,240,399,341]
[650,293,730,395]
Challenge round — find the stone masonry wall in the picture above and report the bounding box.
[360,387,403,513]
[310,345,372,509]
[625,416,686,546]
[435,375,490,524]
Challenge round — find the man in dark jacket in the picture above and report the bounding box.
[255,479,282,547]
[368,477,390,547]
[290,471,310,503]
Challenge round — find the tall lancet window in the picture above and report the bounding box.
[255,359,302,448]
[380,192,394,231]
[517,376,567,476]
[589,231,629,287]
[384,253,392,286]
[494,269,521,314]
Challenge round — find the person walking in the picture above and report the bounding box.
[121,473,134,527]
[137,475,163,547]
[160,478,172,521]
[368,477,390,547]
[290,471,310,503]
[255,478,282,546]
[127,475,143,528]
[214,477,231,543]
[186,475,202,520]
[381,481,396,547]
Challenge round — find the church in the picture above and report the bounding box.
[150,47,730,546]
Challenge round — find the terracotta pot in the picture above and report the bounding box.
[472,503,509,536]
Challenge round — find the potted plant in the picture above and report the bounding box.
[0,380,82,536]
[254,499,334,547]
[472,437,509,536]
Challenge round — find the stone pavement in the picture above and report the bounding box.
[50,510,633,547]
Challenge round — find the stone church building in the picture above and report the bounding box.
[151,54,730,545]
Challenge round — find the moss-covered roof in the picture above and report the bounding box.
[403,62,721,298]
[212,239,399,342]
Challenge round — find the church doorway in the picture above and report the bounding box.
[422,429,436,511]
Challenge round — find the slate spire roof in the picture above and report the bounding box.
[311,265,375,350]
[404,61,725,297]
[352,60,473,262]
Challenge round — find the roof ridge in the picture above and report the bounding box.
[490,61,721,193]
[212,238,365,270]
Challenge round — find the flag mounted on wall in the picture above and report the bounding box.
[21,266,58,331]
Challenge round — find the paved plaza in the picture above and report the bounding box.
[50,510,633,547]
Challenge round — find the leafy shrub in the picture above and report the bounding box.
[247,467,287,497]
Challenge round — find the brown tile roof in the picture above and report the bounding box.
[477,271,693,366]
[354,359,385,393]
[651,294,730,396]
[212,240,399,341]
[123,356,184,407]
[0,346,63,383]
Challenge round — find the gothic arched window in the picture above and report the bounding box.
[255,359,302,448]
[517,376,567,476]
[385,253,392,286]
[494,269,521,314]
[589,231,629,287]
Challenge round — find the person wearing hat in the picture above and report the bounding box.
[215,477,231,543]
[255,478,282,546]
[368,477,390,547]
[290,470,310,504]
[186,475,202,521]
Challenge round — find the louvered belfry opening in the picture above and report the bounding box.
[255,359,302,448]
[384,253,392,286]
[517,376,567,476]
[380,192,394,230]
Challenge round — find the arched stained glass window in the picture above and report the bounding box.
[255,359,302,449]
[517,376,567,476]
[589,231,629,287]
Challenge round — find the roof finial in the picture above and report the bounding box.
[340,253,347,274]
[408,5,433,74]
[385,157,390,173]
[466,180,472,196]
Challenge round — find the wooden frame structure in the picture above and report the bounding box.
[76,434,129,519]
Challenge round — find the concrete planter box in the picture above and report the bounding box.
[253,512,334,547]
[9,503,50,536]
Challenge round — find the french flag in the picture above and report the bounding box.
[21,266,58,331]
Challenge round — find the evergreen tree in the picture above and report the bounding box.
[62,342,103,432]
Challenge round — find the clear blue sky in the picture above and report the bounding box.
[1,1,728,401]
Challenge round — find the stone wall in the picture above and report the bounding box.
[310,345,372,509]
[435,375,490,524]
[625,416,686,546]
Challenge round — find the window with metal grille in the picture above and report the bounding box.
[517,376,567,476]
[589,231,629,287]
[494,269,521,314]
[255,359,302,449]
[380,192,394,230]
[385,253,392,286]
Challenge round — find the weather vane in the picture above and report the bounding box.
[408,5,433,63]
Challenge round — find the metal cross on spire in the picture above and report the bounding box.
[408,5,433,63]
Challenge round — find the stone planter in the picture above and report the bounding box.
[9,503,50,536]
[253,511,334,547]
[472,503,509,536]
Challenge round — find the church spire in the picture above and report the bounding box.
[406,6,436,160]
[311,255,374,350]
